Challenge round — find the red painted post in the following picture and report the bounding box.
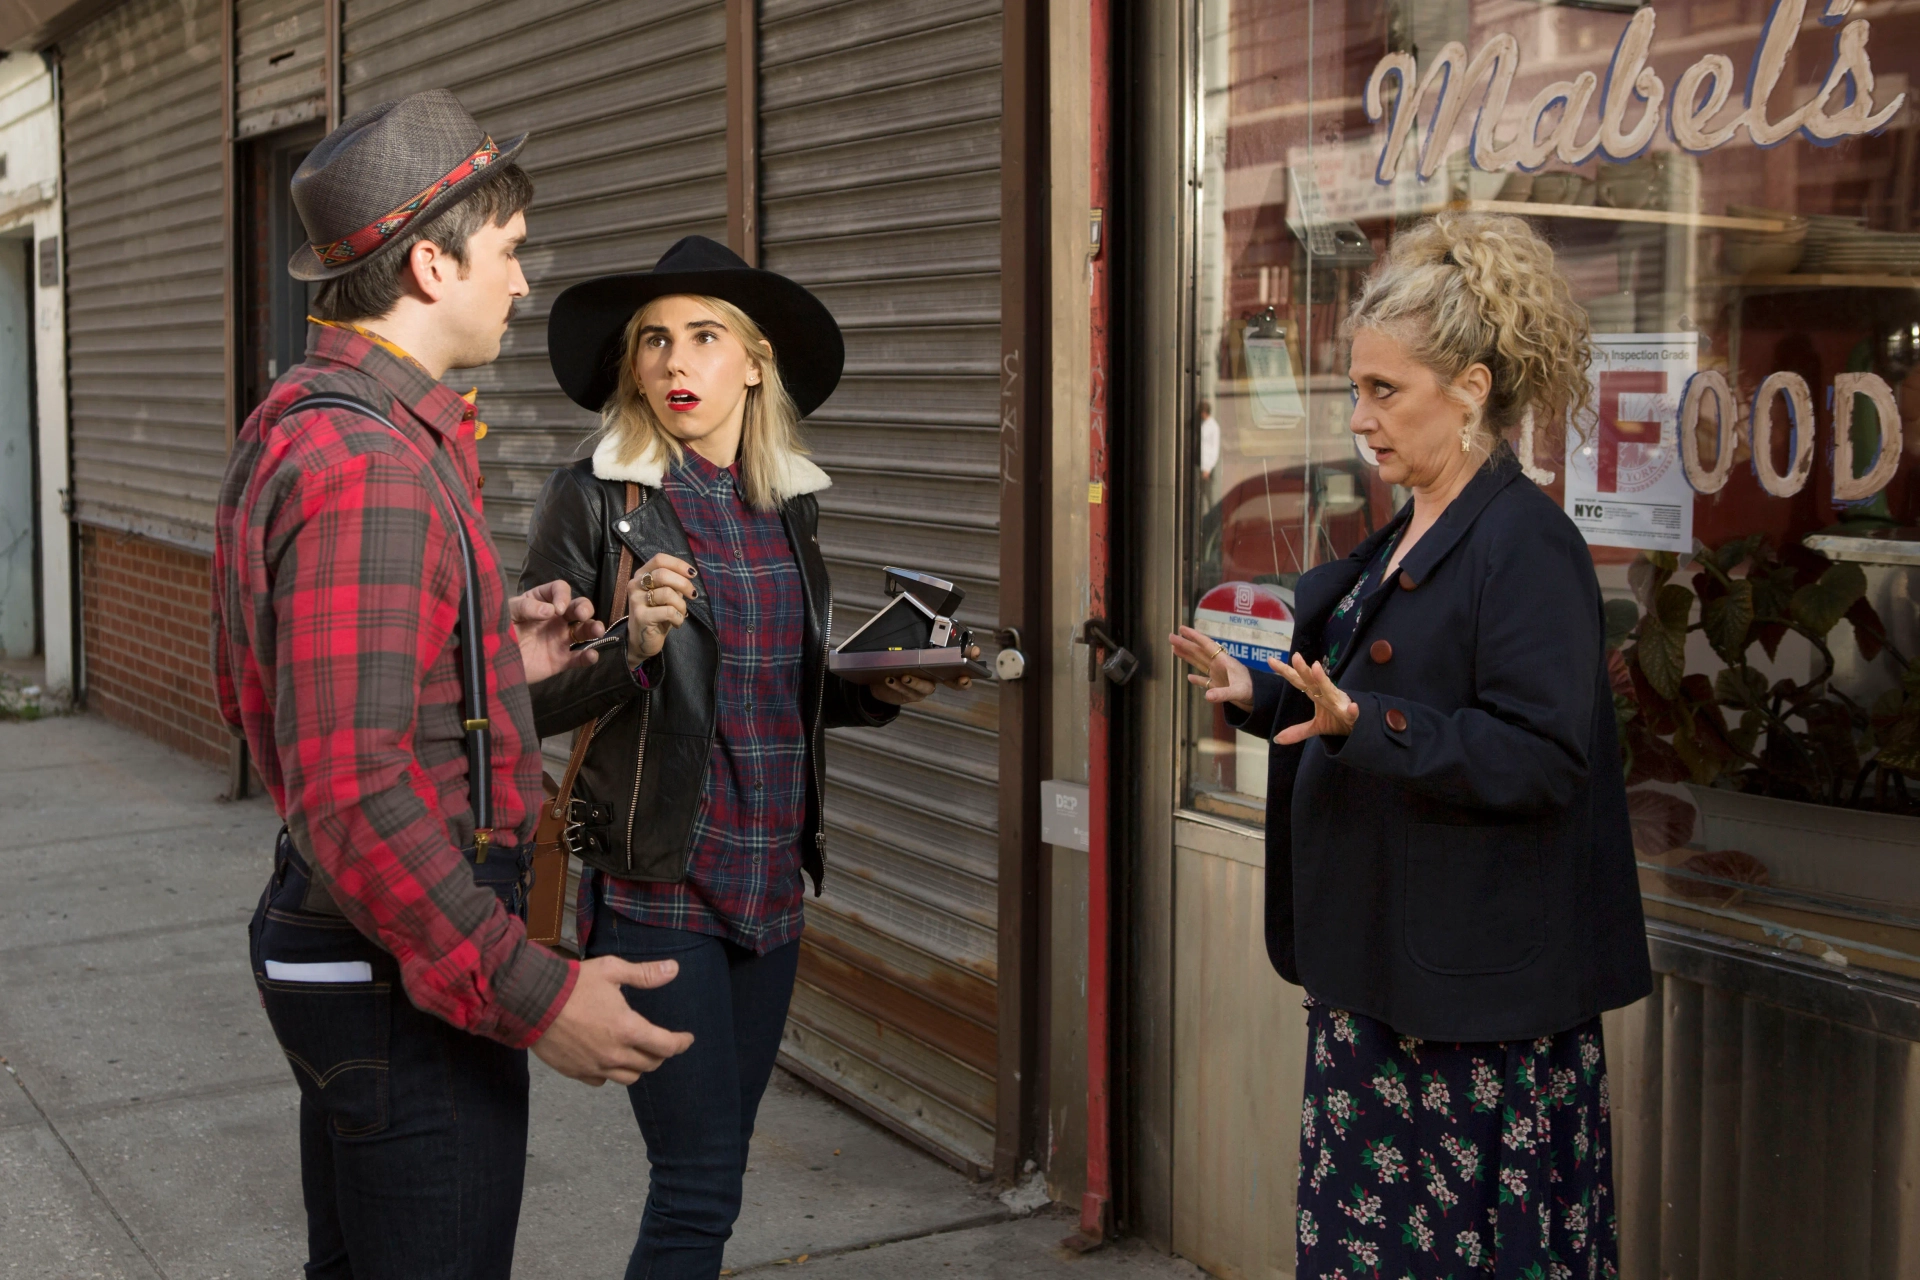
[1079,0,1114,1247]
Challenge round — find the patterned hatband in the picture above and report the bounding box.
[314,137,502,269]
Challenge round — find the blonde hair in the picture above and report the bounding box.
[598,294,808,511]
[1343,211,1593,452]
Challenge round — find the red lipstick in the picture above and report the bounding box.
[666,389,700,413]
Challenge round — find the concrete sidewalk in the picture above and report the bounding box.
[0,714,1205,1279]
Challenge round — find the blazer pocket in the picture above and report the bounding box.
[1403,822,1546,975]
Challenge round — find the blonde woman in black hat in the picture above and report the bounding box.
[525,236,970,1279]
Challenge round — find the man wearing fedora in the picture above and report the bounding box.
[212,90,692,1279]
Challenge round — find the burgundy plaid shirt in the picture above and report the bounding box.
[587,451,809,954]
[213,322,576,1048]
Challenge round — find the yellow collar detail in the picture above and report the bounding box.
[308,317,488,439]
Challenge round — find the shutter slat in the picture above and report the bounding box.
[63,0,228,550]
[761,0,1005,1175]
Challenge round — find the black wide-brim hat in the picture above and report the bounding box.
[288,89,526,282]
[548,236,844,417]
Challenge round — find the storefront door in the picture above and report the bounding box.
[0,236,35,659]
[1140,2,1920,1277]
[239,126,322,414]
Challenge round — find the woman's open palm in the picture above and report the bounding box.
[1270,653,1359,743]
[1169,625,1254,712]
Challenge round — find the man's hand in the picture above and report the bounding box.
[511,580,602,683]
[531,956,695,1086]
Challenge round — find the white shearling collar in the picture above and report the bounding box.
[591,433,669,487]
[591,432,832,499]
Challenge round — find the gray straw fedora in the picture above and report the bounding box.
[288,89,526,282]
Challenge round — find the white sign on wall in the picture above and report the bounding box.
[1565,333,1698,552]
[1285,138,1442,226]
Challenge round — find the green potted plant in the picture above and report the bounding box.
[1609,535,1920,916]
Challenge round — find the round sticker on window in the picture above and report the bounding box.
[1194,581,1295,668]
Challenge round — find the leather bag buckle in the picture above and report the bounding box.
[562,822,608,861]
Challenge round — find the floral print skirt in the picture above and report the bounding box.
[1295,999,1619,1280]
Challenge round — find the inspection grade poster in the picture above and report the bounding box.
[1563,332,1698,552]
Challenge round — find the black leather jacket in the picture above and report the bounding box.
[520,458,895,891]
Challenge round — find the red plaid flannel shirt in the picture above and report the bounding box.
[213,323,576,1047]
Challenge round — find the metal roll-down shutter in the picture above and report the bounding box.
[342,0,729,579]
[62,0,229,550]
[758,0,1005,1174]
[234,0,326,140]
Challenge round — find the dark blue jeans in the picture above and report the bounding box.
[586,898,801,1280]
[249,833,529,1279]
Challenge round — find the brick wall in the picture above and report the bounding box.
[79,527,229,764]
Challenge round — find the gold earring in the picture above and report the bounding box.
[1460,413,1474,453]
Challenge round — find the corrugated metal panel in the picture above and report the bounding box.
[1171,831,1305,1280]
[61,0,228,551]
[342,0,728,579]
[235,0,325,139]
[1163,819,1920,1280]
[758,0,1004,1173]
[1606,955,1920,1279]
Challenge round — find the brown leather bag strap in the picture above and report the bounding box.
[611,482,641,619]
[551,482,642,819]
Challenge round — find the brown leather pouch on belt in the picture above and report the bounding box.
[527,482,639,952]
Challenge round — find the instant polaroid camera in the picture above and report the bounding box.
[828,567,991,685]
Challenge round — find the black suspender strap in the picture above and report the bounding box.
[282,394,495,860]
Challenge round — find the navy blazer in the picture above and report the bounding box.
[1229,450,1651,1041]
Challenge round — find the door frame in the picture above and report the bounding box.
[0,57,74,699]
[0,232,40,661]
[1114,0,1195,1246]
[235,124,326,415]
[996,0,1052,1184]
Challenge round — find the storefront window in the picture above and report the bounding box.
[1181,0,1920,980]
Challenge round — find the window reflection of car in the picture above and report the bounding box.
[1195,458,1394,589]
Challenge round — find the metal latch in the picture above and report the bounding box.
[1078,618,1138,685]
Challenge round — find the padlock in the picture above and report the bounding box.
[994,627,1028,681]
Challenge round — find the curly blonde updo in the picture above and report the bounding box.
[1343,211,1593,452]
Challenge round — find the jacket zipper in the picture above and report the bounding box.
[810,581,831,858]
[624,692,650,872]
[620,485,653,873]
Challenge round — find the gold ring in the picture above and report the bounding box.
[640,571,656,592]
[1209,645,1226,662]
[644,587,656,608]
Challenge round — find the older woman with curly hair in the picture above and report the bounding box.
[1172,212,1650,1280]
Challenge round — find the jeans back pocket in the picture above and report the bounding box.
[259,978,392,1138]
[1403,822,1546,975]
